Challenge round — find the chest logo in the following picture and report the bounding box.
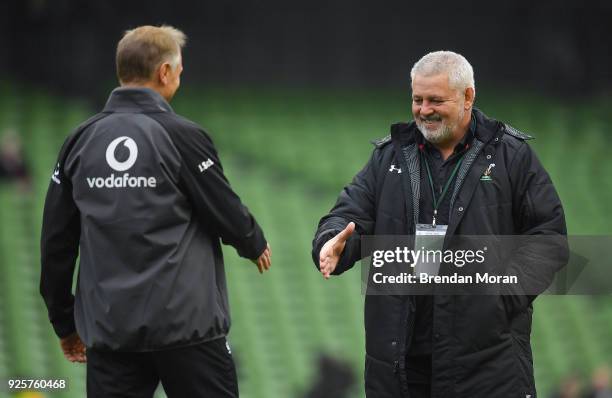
[389,164,402,174]
[480,163,495,181]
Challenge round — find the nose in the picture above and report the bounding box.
[419,101,434,116]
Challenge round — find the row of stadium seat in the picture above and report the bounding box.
[0,83,610,397]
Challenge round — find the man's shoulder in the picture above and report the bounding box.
[149,111,204,134]
[367,122,419,171]
[368,131,403,169]
[474,108,534,145]
[474,110,536,161]
[369,134,396,164]
[371,134,392,148]
[63,113,110,146]
[371,121,416,149]
[496,123,536,158]
[146,112,214,144]
[73,112,109,133]
[487,119,541,171]
[502,123,534,142]
[144,112,221,160]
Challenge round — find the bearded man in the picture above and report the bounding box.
[312,51,567,397]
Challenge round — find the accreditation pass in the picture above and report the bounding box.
[414,223,447,277]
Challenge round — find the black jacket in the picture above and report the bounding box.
[41,87,266,351]
[312,109,568,397]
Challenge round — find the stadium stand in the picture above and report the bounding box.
[0,84,610,398]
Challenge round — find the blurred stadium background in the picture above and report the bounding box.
[0,1,611,397]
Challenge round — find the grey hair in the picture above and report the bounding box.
[410,51,475,91]
[116,25,186,83]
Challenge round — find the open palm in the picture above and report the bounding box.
[318,222,355,279]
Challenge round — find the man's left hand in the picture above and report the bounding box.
[251,243,272,274]
[60,332,87,363]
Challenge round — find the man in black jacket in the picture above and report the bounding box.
[40,25,271,398]
[312,51,568,397]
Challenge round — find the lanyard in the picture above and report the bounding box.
[421,151,464,227]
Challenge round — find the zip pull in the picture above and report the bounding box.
[393,360,399,373]
[432,209,437,228]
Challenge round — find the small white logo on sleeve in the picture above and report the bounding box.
[106,136,138,171]
[225,340,232,355]
[198,159,214,173]
[51,163,61,184]
[389,164,402,173]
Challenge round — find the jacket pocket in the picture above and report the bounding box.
[364,354,403,398]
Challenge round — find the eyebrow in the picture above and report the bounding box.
[412,95,446,101]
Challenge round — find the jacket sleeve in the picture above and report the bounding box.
[167,124,266,260]
[311,148,379,275]
[40,141,80,338]
[503,141,569,313]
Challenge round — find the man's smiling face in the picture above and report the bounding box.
[411,73,466,145]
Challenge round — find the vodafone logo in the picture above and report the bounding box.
[86,136,157,189]
[106,136,138,171]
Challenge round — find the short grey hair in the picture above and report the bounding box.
[410,51,475,91]
[116,25,187,84]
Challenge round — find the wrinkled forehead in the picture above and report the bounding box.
[411,73,458,97]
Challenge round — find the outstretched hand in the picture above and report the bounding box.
[60,332,87,363]
[252,243,272,274]
[319,222,355,279]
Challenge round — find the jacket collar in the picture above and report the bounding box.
[390,108,501,147]
[102,87,174,114]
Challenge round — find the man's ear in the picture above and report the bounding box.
[464,87,475,109]
[158,62,171,86]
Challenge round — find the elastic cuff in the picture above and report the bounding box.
[52,317,76,339]
[239,226,267,260]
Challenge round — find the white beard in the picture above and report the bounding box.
[416,106,465,144]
